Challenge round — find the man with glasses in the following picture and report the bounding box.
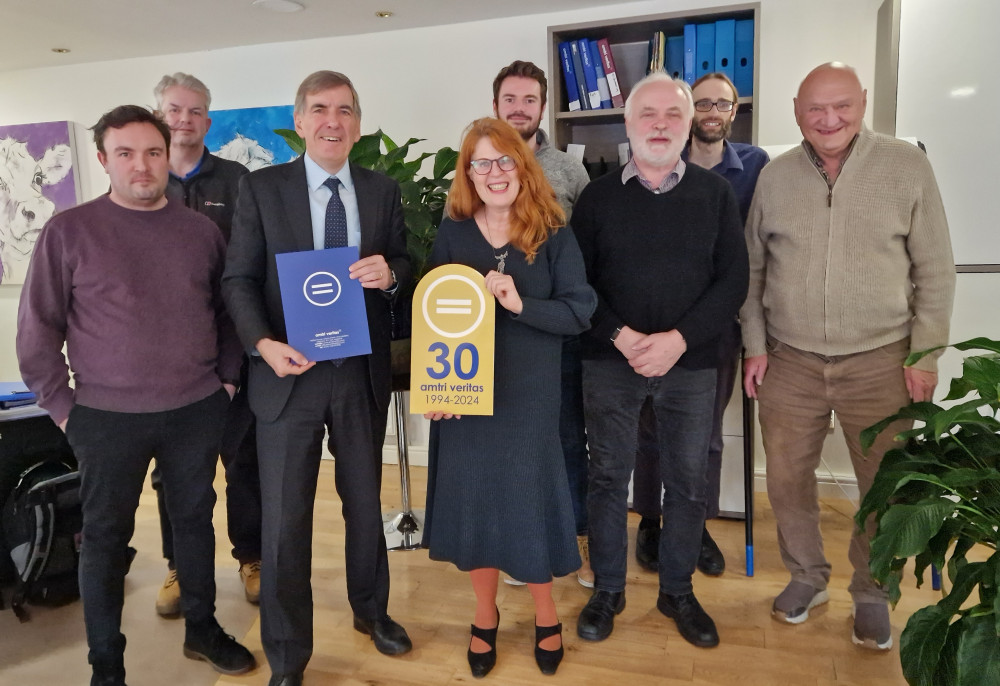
[492,59,594,588]
[741,62,954,650]
[632,72,769,577]
[223,70,412,686]
[573,72,748,649]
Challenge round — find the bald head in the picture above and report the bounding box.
[794,62,867,165]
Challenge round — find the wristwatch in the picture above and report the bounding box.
[383,268,398,294]
[610,327,622,343]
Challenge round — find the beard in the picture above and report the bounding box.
[692,116,732,144]
[630,133,685,168]
[504,114,540,143]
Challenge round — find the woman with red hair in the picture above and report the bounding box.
[423,118,595,678]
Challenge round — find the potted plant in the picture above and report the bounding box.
[856,336,1000,686]
[274,128,458,382]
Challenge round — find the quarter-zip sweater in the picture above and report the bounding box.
[740,127,955,371]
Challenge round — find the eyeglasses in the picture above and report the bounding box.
[693,99,735,113]
[469,156,517,175]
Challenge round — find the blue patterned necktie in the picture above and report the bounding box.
[322,176,347,249]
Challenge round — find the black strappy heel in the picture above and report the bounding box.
[468,608,500,678]
[534,622,564,675]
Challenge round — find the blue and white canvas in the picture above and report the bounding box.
[205,105,297,171]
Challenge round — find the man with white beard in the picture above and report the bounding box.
[571,72,748,649]
[631,72,769,578]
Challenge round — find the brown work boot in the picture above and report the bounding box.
[576,535,594,588]
[156,568,181,617]
[239,560,261,604]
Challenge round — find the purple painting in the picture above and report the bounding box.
[0,120,80,285]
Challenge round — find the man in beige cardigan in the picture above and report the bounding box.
[740,63,955,651]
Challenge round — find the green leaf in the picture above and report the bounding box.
[870,501,956,580]
[906,337,1000,367]
[940,561,988,615]
[932,617,962,686]
[901,605,954,686]
[861,402,944,453]
[994,553,1000,639]
[954,612,1000,686]
[273,128,305,155]
[433,147,459,179]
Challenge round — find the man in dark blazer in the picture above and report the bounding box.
[223,70,412,686]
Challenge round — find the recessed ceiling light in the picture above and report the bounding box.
[51,48,71,54]
[252,0,305,13]
[375,10,394,18]
[949,86,976,98]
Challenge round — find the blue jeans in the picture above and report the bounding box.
[559,336,589,535]
[583,360,715,595]
[66,390,227,664]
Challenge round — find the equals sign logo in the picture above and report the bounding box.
[310,281,335,296]
[435,298,472,315]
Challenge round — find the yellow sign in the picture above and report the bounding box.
[410,264,495,415]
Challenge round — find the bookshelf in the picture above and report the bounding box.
[547,3,761,169]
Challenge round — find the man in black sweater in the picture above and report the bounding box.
[572,73,748,649]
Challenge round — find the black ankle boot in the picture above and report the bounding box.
[468,608,499,679]
[534,622,564,675]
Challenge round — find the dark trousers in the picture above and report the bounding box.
[559,335,589,535]
[633,320,741,520]
[255,358,390,676]
[153,358,261,565]
[583,360,715,595]
[65,390,228,664]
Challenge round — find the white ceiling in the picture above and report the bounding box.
[1,0,639,73]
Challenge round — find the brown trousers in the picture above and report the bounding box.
[758,336,912,604]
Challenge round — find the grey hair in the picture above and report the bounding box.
[624,71,694,119]
[153,73,212,110]
[294,70,361,118]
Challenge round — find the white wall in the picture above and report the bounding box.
[1,0,887,474]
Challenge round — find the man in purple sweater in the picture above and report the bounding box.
[16,105,254,686]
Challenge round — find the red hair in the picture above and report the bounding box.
[447,118,565,263]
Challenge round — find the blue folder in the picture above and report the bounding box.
[588,39,613,109]
[0,382,37,410]
[715,19,736,83]
[683,24,697,84]
[665,36,685,80]
[569,40,591,110]
[578,38,602,110]
[275,246,372,363]
[735,19,755,98]
[696,23,716,79]
[559,42,582,111]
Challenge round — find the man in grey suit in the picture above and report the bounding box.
[223,70,413,686]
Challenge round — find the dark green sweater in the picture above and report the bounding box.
[573,164,748,369]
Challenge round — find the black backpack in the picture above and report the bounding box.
[1,459,82,621]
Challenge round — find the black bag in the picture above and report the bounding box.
[1,459,82,621]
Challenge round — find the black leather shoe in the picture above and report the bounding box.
[354,615,413,656]
[468,612,499,679]
[91,663,126,686]
[697,526,725,576]
[635,523,659,572]
[268,674,303,686]
[577,590,625,642]
[656,592,719,648]
[534,622,564,675]
[183,619,256,675]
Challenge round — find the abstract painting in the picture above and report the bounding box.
[0,120,80,285]
[204,105,297,171]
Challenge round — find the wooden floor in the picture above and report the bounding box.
[3,461,940,685]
